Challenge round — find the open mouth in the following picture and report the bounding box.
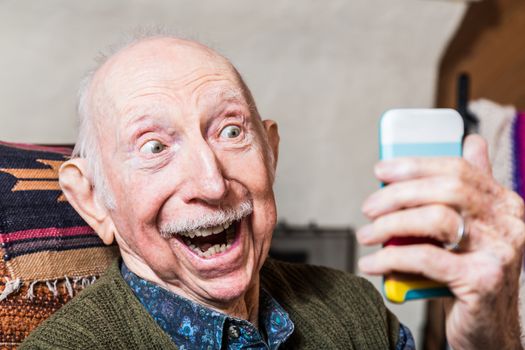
[177,220,239,258]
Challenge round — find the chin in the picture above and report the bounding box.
[204,273,257,303]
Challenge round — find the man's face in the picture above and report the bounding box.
[91,38,278,305]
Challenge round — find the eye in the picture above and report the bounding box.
[140,140,166,154]
[220,125,241,139]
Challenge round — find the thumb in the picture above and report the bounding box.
[462,134,492,175]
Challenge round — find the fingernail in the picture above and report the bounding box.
[356,224,374,242]
[375,160,407,179]
[362,196,379,216]
[374,162,391,178]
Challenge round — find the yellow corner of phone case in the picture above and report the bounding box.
[384,279,445,303]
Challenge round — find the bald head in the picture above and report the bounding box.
[89,37,254,132]
[74,35,261,208]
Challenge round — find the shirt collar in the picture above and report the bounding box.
[121,262,294,349]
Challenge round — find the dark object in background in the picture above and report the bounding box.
[270,221,356,273]
[437,0,525,111]
[456,73,479,136]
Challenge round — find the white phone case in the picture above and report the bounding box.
[379,108,464,303]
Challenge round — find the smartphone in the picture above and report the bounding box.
[379,108,464,303]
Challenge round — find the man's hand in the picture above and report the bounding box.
[357,134,525,349]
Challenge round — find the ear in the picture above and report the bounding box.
[59,158,117,245]
[262,119,280,169]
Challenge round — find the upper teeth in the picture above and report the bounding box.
[178,221,232,238]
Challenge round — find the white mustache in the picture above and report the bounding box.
[159,200,253,238]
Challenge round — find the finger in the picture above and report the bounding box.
[508,216,525,249]
[358,244,461,284]
[362,176,488,218]
[492,214,525,250]
[462,134,492,175]
[502,189,525,219]
[374,157,496,195]
[357,204,462,246]
[375,157,462,183]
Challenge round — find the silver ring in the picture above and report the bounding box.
[444,216,467,251]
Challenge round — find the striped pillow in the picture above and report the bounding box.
[0,141,119,348]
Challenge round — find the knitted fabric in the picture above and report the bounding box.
[21,259,400,350]
[512,112,525,199]
[468,99,516,190]
[514,112,525,347]
[0,142,119,349]
[468,100,525,199]
[0,256,79,350]
[261,259,400,349]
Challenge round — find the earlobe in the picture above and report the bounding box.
[59,159,116,245]
[262,119,280,168]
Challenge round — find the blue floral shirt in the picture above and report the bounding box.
[397,323,416,350]
[121,263,294,349]
[121,263,415,349]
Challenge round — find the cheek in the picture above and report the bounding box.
[109,173,180,268]
[109,169,171,235]
[222,150,277,238]
[222,149,274,195]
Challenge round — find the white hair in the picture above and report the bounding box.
[73,27,186,209]
[73,72,113,208]
[159,200,253,238]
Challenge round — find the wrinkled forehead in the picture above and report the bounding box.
[89,38,246,125]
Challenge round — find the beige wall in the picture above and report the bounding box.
[0,0,467,344]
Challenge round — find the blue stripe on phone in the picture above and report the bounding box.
[381,142,462,160]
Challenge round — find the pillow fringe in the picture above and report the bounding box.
[0,277,21,301]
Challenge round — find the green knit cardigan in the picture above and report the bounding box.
[21,259,400,349]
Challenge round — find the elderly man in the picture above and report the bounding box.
[21,34,524,349]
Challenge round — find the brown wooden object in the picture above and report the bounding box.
[437,0,525,111]
[426,1,525,349]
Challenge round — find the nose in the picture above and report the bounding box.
[181,138,228,205]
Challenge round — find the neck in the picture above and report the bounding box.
[220,282,260,326]
[122,253,261,327]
